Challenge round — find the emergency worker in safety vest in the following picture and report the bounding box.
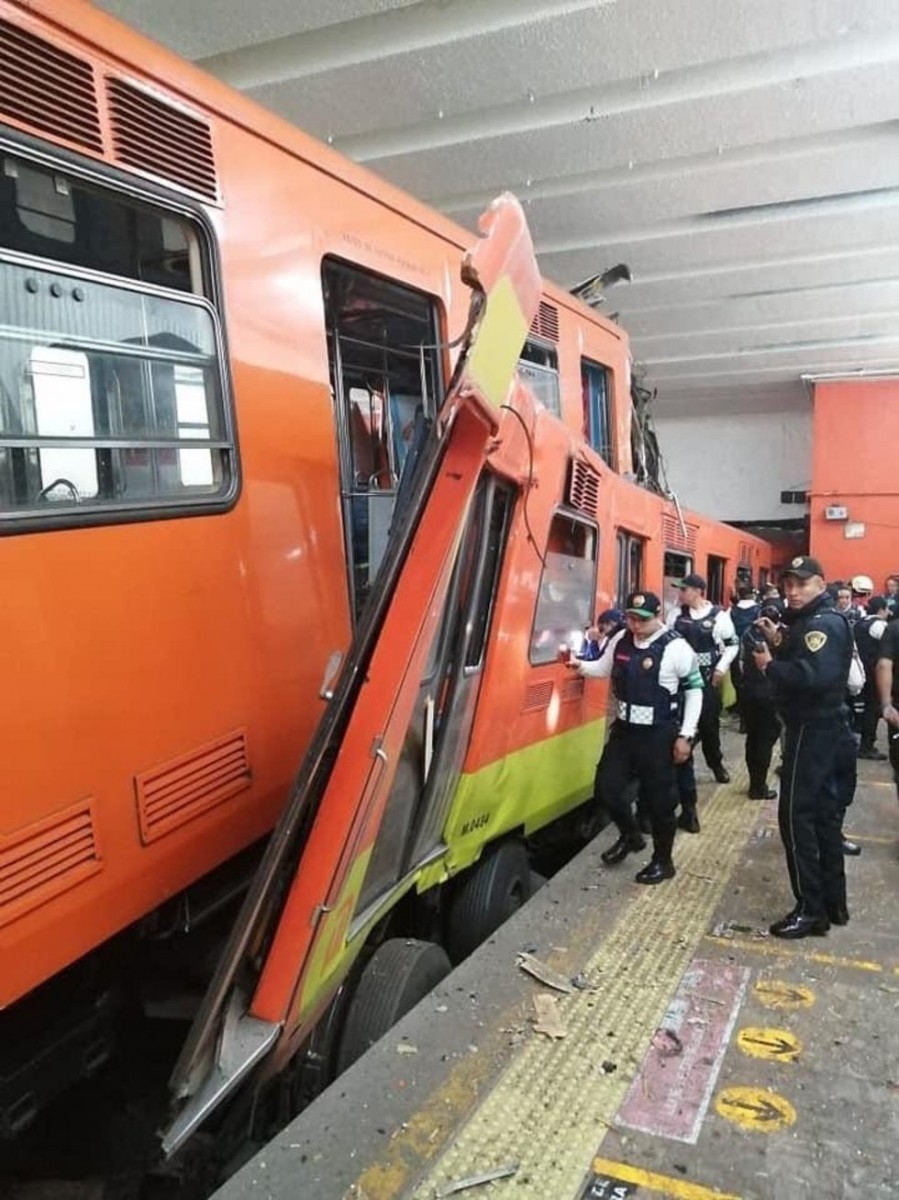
[751,556,854,938]
[667,574,739,783]
[574,591,703,885]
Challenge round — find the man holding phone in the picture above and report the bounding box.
[751,557,853,939]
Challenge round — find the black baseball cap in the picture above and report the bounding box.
[782,555,825,580]
[676,573,707,590]
[624,591,661,618]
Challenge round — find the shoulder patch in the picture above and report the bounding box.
[805,630,827,653]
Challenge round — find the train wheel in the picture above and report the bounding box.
[445,839,529,964]
[335,938,451,1074]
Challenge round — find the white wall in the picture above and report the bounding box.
[652,409,812,523]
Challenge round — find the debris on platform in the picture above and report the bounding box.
[532,992,567,1039]
[600,1060,618,1074]
[570,971,594,990]
[396,1041,418,1055]
[434,1161,519,1197]
[517,951,574,992]
[651,1027,683,1057]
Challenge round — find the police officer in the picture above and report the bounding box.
[667,573,739,783]
[576,591,703,884]
[875,617,899,798]
[854,595,889,759]
[739,602,782,799]
[751,556,854,938]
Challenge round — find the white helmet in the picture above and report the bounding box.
[851,574,874,594]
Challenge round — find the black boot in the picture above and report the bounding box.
[769,911,830,939]
[677,799,700,834]
[747,782,777,800]
[601,832,646,866]
[635,831,675,884]
[841,839,862,856]
[635,857,676,884]
[711,764,731,784]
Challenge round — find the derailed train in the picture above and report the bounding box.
[0,0,771,1154]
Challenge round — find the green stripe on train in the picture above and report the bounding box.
[418,717,606,890]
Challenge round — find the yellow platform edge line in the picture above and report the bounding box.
[704,934,888,974]
[591,1156,741,1200]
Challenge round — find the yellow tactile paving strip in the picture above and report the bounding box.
[409,769,760,1200]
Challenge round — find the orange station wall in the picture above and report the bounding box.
[809,380,899,585]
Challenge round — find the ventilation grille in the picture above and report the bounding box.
[107,77,218,200]
[0,801,101,928]
[0,17,102,153]
[739,541,755,563]
[569,460,600,519]
[530,301,560,343]
[522,680,554,713]
[559,676,585,703]
[136,730,251,845]
[662,513,698,553]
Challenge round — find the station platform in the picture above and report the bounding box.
[213,732,898,1200]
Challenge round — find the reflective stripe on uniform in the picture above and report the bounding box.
[616,701,657,725]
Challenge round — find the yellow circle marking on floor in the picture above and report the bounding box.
[715,1085,797,1132]
[753,979,815,1009]
[737,1026,802,1062]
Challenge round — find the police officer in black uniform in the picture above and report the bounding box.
[576,591,703,885]
[668,574,739,783]
[751,556,854,938]
[854,594,889,759]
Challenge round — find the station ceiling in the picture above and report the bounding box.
[95,0,899,418]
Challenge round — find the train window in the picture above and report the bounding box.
[0,163,233,526]
[517,339,560,417]
[615,529,644,606]
[706,555,727,604]
[581,359,613,465]
[323,258,443,621]
[2,157,200,292]
[663,551,692,618]
[530,512,597,664]
[759,566,769,589]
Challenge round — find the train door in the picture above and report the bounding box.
[706,554,727,604]
[323,259,443,621]
[615,529,644,607]
[663,550,693,619]
[354,472,515,918]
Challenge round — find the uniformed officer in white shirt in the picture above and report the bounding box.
[574,591,703,885]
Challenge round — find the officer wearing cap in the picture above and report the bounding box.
[751,555,854,938]
[575,591,703,884]
[667,573,739,784]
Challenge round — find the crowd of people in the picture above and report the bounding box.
[570,560,899,940]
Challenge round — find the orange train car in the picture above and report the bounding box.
[0,0,771,1144]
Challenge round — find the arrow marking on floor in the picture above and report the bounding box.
[737,1026,802,1062]
[714,1085,797,1131]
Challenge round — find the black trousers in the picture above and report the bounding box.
[858,680,881,750]
[697,683,724,772]
[833,717,858,815]
[889,725,899,798]
[742,695,780,792]
[596,722,677,857]
[778,717,846,918]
